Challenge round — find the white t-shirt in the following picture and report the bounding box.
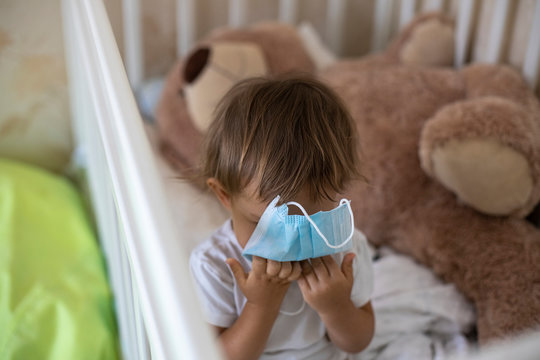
[189,220,374,360]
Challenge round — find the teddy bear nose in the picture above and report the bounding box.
[183,47,210,84]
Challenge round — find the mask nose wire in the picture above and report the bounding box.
[285,199,355,249]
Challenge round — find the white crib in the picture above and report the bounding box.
[61,0,540,359]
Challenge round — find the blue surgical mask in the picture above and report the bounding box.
[242,195,355,261]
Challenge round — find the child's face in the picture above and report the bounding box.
[228,181,339,248]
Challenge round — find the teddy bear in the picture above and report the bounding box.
[319,13,540,343]
[155,22,317,181]
[154,14,540,344]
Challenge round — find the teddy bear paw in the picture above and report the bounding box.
[425,137,533,216]
[419,97,540,217]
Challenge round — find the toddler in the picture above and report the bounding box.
[189,75,374,360]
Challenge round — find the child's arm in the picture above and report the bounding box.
[219,256,301,360]
[298,254,375,353]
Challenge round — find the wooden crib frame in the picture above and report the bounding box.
[61,0,540,359]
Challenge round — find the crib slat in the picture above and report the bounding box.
[422,0,444,12]
[325,0,347,55]
[399,0,416,29]
[372,0,396,52]
[455,0,475,68]
[229,0,248,27]
[522,0,540,90]
[177,0,196,57]
[484,0,510,64]
[120,227,150,359]
[278,0,299,24]
[122,0,144,89]
[129,253,151,360]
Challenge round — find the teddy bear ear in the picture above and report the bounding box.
[182,42,268,133]
[387,13,455,67]
[183,47,210,84]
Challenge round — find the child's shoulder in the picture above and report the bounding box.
[352,228,376,260]
[190,219,242,267]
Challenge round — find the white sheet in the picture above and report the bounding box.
[356,247,476,360]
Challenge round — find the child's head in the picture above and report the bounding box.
[200,74,362,245]
[201,74,361,202]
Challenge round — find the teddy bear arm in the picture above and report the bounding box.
[461,64,540,111]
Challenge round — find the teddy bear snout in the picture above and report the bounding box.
[183,47,210,84]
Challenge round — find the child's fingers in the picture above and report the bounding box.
[310,257,330,280]
[252,256,267,275]
[341,253,356,281]
[297,274,310,291]
[278,261,292,279]
[300,260,313,276]
[287,261,302,281]
[300,260,320,288]
[321,255,340,276]
[266,260,281,276]
[300,260,316,280]
[226,258,247,286]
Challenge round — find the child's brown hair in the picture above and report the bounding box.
[200,74,362,202]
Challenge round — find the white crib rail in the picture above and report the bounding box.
[454,0,475,68]
[122,0,144,89]
[523,0,540,89]
[481,0,511,64]
[177,0,196,58]
[61,0,224,359]
[278,0,299,24]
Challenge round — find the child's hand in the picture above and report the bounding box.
[226,256,302,311]
[297,253,355,316]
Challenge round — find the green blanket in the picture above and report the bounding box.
[0,159,119,359]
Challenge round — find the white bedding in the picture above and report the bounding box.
[145,123,229,253]
[144,124,477,360]
[356,247,476,360]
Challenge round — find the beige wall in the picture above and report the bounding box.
[0,0,72,172]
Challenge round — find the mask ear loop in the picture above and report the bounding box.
[280,301,305,316]
[278,199,353,316]
[285,199,355,249]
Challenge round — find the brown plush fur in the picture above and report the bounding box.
[320,17,540,343]
[155,22,315,180]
